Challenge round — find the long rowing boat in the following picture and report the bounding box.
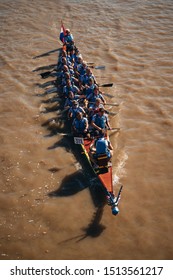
[34,23,123,216]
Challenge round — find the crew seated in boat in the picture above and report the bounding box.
[87,85,106,109]
[63,29,75,53]
[89,133,113,165]
[83,77,96,98]
[72,112,89,138]
[63,79,80,98]
[67,46,81,68]
[91,107,111,136]
[56,65,73,85]
[87,98,104,123]
[64,91,86,110]
[68,100,86,121]
[81,67,97,86]
[77,61,88,84]
[61,72,78,87]
[58,57,73,71]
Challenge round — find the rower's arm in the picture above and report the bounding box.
[108,141,113,150]
[91,120,102,132]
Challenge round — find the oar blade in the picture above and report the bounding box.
[40,71,52,79]
[94,65,105,70]
[90,65,105,70]
[99,83,113,87]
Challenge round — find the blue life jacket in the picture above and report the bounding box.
[87,93,104,104]
[63,85,79,97]
[64,34,74,44]
[69,106,84,119]
[92,113,107,129]
[96,138,110,158]
[73,118,87,133]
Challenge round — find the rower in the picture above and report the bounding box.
[81,67,97,86]
[72,112,89,138]
[89,132,113,166]
[95,133,113,160]
[61,72,78,87]
[76,61,88,84]
[64,91,86,110]
[63,29,75,53]
[87,85,106,109]
[63,79,80,98]
[56,65,72,85]
[68,100,86,121]
[88,98,104,123]
[84,77,95,97]
[91,107,111,136]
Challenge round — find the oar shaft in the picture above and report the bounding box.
[89,102,119,107]
[106,103,119,106]
[115,186,123,204]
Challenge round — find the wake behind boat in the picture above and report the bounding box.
[34,22,123,216]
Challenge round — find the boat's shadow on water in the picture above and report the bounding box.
[37,81,108,239]
[58,207,106,244]
[46,127,107,239]
[48,169,107,241]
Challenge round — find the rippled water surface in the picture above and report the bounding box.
[0,0,173,260]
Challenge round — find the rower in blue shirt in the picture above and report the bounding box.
[63,79,80,98]
[72,112,89,138]
[64,29,74,53]
[87,85,106,109]
[82,68,97,86]
[95,135,113,160]
[89,132,113,164]
[68,100,86,121]
[91,107,111,136]
[64,91,86,110]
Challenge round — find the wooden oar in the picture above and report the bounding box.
[108,112,118,116]
[40,69,56,79]
[105,103,119,106]
[89,101,119,107]
[90,65,105,70]
[110,127,120,131]
[45,87,58,94]
[98,83,113,87]
[33,48,61,59]
[115,185,123,205]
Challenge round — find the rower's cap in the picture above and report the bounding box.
[66,29,70,33]
[112,206,119,216]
